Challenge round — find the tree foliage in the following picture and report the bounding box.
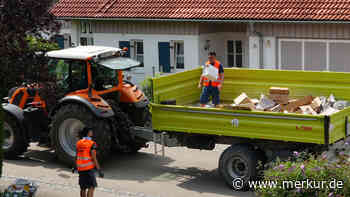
[0,0,60,97]
[0,0,60,177]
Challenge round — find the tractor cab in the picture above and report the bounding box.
[3,46,150,165]
[46,46,140,95]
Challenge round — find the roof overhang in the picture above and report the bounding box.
[56,17,350,24]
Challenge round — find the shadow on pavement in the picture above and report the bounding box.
[4,145,255,197]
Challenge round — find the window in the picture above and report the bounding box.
[47,59,87,92]
[81,21,92,34]
[174,42,184,69]
[80,37,94,46]
[278,39,350,72]
[80,21,93,46]
[90,61,119,90]
[135,41,144,67]
[70,60,88,91]
[227,40,243,67]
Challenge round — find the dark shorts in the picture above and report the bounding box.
[200,86,220,105]
[79,169,97,190]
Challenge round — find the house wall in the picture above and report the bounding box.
[198,32,249,68]
[93,21,199,35]
[255,23,350,39]
[93,33,199,84]
[248,23,350,70]
[69,20,350,84]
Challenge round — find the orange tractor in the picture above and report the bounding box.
[2,46,150,165]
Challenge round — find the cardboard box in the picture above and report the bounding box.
[280,96,314,112]
[234,93,252,105]
[269,94,289,104]
[311,97,322,112]
[269,87,290,95]
[224,103,255,111]
[270,104,282,112]
[281,101,298,112]
[299,105,317,115]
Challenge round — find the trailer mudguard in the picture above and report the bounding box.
[50,95,114,119]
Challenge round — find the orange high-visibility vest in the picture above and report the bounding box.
[76,139,95,172]
[203,60,222,87]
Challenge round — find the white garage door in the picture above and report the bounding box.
[279,39,350,72]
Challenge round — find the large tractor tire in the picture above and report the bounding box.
[3,114,28,159]
[107,99,145,153]
[51,104,112,166]
[219,144,260,191]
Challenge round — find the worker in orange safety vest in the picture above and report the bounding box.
[198,51,224,107]
[75,127,104,197]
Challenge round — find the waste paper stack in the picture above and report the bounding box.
[222,87,349,115]
[4,179,38,197]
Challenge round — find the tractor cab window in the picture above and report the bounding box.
[70,60,88,91]
[90,61,119,91]
[48,59,88,92]
[48,59,70,91]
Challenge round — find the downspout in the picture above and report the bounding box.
[249,22,264,69]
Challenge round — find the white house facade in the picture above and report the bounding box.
[52,0,350,84]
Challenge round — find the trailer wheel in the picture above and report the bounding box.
[3,114,28,159]
[51,104,112,166]
[219,144,259,191]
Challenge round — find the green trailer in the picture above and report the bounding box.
[135,67,350,189]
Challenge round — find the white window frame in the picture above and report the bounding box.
[278,38,350,71]
[227,40,244,67]
[130,40,144,67]
[80,37,94,46]
[79,21,94,46]
[174,41,184,70]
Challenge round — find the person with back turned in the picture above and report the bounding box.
[75,127,104,197]
[198,51,224,107]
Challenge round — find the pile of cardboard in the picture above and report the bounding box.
[223,87,349,115]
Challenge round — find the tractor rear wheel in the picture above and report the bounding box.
[3,114,28,159]
[51,104,112,166]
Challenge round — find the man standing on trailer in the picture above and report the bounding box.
[198,51,224,107]
[76,127,104,197]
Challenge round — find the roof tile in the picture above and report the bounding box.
[51,0,350,21]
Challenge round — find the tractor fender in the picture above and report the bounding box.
[2,103,24,122]
[50,95,115,119]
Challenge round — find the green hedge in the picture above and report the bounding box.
[256,146,350,197]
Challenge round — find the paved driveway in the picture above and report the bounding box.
[1,143,256,197]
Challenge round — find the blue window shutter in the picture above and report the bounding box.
[55,35,65,49]
[158,42,171,73]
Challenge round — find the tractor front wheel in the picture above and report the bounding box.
[3,114,28,159]
[51,104,112,166]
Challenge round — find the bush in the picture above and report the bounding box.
[140,74,161,103]
[256,144,350,197]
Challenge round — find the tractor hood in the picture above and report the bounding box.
[97,57,141,70]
